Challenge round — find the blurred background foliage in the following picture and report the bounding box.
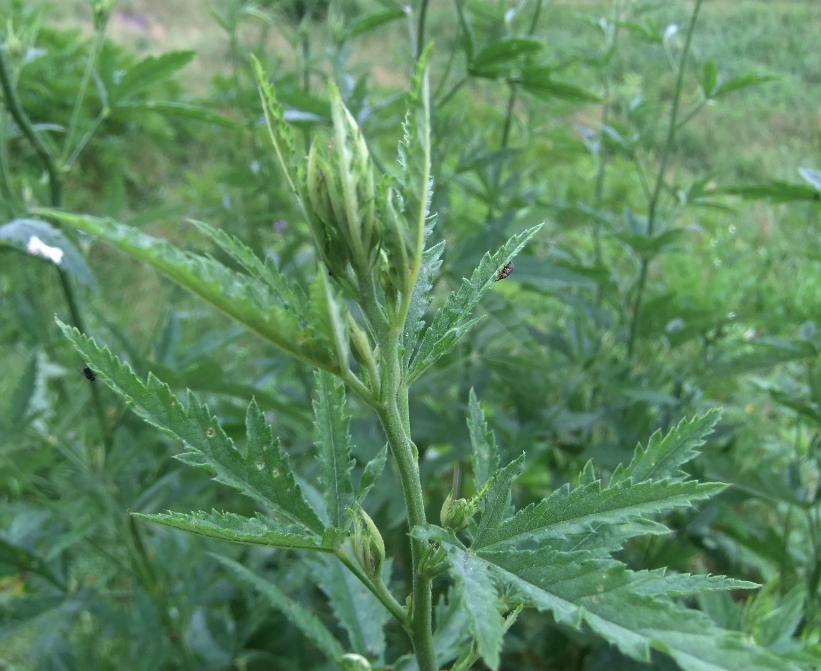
[1,0,820,668]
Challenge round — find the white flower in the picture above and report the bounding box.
[27,236,64,265]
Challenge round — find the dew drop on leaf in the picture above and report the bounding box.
[206,426,216,438]
[271,468,280,478]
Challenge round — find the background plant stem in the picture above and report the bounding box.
[626,0,704,360]
[0,45,113,458]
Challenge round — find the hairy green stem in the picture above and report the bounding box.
[336,548,409,626]
[353,270,435,669]
[377,389,435,671]
[626,0,703,360]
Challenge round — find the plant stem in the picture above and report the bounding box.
[626,0,703,360]
[0,46,113,457]
[374,328,436,671]
[336,548,409,626]
[0,48,63,206]
[485,0,546,224]
[438,76,466,108]
[416,0,431,61]
[591,0,621,307]
[377,394,436,671]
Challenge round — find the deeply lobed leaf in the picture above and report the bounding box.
[407,224,543,383]
[473,474,724,551]
[41,210,337,371]
[191,219,309,318]
[312,371,356,529]
[58,323,325,535]
[135,510,338,551]
[468,389,500,489]
[402,239,444,369]
[478,546,794,671]
[611,410,721,485]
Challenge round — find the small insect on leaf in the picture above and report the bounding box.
[82,366,96,382]
[495,261,514,281]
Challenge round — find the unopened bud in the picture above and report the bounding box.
[301,85,379,277]
[339,653,372,671]
[440,491,477,532]
[351,506,385,578]
[347,313,377,377]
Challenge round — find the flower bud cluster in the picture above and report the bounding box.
[300,85,379,290]
[350,505,385,579]
[439,490,479,532]
[299,84,423,315]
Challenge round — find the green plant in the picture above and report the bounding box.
[28,38,809,668]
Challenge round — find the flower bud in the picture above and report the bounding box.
[339,653,372,671]
[347,313,378,386]
[440,491,478,532]
[351,506,385,579]
[301,84,379,277]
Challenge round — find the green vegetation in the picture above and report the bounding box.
[1,0,820,669]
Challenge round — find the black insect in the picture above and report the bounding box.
[495,261,514,281]
[82,366,96,382]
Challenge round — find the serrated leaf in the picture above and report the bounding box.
[58,322,325,535]
[245,399,326,533]
[111,51,195,103]
[312,371,356,529]
[252,56,300,196]
[310,271,350,371]
[611,411,721,485]
[408,224,542,383]
[468,389,499,489]
[627,569,757,597]
[474,456,525,545]
[472,477,724,551]
[191,219,308,318]
[310,555,392,660]
[398,49,432,289]
[214,555,346,663]
[136,510,339,551]
[40,210,337,371]
[0,218,96,288]
[357,445,388,503]
[475,547,797,671]
[402,240,445,369]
